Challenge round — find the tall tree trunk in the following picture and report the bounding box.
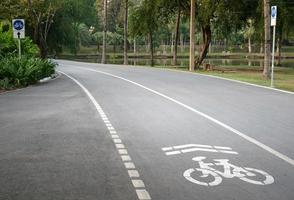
[173,3,181,66]
[171,33,174,55]
[133,39,137,56]
[248,37,252,53]
[195,24,211,69]
[189,0,195,71]
[149,32,154,66]
[180,35,184,52]
[277,33,282,66]
[124,0,128,65]
[102,0,107,64]
[263,0,271,78]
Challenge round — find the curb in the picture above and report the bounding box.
[0,72,61,95]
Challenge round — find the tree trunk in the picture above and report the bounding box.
[124,0,128,65]
[102,0,107,64]
[180,34,184,52]
[263,0,271,78]
[173,3,181,66]
[149,32,154,66]
[133,39,136,56]
[189,0,195,71]
[248,37,252,53]
[277,34,282,66]
[195,24,211,69]
[171,33,174,55]
[260,42,264,53]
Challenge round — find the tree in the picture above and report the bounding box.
[124,0,128,65]
[189,0,195,71]
[243,19,255,54]
[129,0,160,66]
[263,0,271,78]
[27,0,61,58]
[102,0,107,63]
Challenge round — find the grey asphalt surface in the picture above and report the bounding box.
[1,59,294,200]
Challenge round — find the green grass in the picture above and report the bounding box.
[195,68,294,92]
[150,65,294,92]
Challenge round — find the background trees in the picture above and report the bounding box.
[0,0,293,75]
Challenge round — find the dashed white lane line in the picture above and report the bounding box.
[125,162,136,169]
[121,155,132,161]
[111,135,120,139]
[132,179,146,188]
[136,189,152,200]
[63,66,294,167]
[119,149,128,155]
[114,139,123,144]
[128,170,140,178]
[115,143,125,149]
[59,71,151,200]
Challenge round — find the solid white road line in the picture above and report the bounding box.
[59,71,152,199]
[62,66,294,166]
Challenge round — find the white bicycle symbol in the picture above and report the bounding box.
[183,157,274,186]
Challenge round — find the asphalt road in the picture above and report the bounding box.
[0,60,293,200]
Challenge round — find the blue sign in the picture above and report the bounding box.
[271,6,277,18]
[13,20,24,31]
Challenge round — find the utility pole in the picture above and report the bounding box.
[263,0,271,78]
[102,0,107,64]
[189,0,195,71]
[124,0,128,65]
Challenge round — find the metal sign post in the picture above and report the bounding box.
[12,19,25,58]
[270,6,277,87]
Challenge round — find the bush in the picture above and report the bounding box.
[0,57,56,89]
[0,21,39,58]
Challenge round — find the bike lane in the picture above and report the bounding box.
[59,63,294,200]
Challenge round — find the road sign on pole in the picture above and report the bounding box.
[270,6,277,87]
[12,19,25,58]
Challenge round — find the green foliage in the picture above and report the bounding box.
[0,57,56,89]
[0,21,39,58]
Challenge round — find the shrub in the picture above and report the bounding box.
[0,57,56,89]
[0,21,39,58]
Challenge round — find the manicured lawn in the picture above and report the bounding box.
[196,68,294,92]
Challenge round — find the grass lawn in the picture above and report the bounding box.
[194,68,294,92]
[152,65,294,92]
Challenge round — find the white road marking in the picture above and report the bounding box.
[173,144,212,149]
[64,66,294,166]
[132,179,145,188]
[59,71,152,199]
[219,150,238,154]
[181,148,218,154]
[124,162,136,169]
[115,144,125,149]
[128,170,140,178]
[118,149,128,155]
[136,189,151,200]
[161,147,173,151]
[121,155,132,161]
[163,144,238,156]
[105,123,112,127]
[214,146,232,150]
[109,130,117,134]
[165,151,181,155]
[114,139,122,144]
